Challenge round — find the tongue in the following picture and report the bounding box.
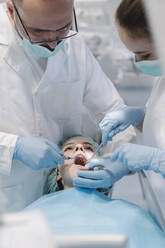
[74,155,87,166]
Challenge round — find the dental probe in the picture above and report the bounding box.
[90,142,104,159]
[63,156,74,160]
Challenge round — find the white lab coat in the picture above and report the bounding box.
[0,4,135,211]
[142,77,165,216]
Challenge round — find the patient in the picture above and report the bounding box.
[25,136,165,248]
[44,135,110,195]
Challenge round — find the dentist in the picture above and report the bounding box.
[0,0,133,211]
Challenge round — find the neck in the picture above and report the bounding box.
[64,185,74,190]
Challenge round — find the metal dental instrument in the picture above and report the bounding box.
[64,156,74,160]
[90,142,104,160]
[86,142,105,171]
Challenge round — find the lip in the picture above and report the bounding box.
[77,165,89,170]
[75,152,87,158]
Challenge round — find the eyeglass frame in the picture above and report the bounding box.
[12,0,79,45]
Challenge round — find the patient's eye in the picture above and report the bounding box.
[84,146,94,152]
[63,146,73,152]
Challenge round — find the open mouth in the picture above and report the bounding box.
[74,154,87,166]
[74,154,89,170]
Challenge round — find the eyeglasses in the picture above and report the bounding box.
[12,1,78,45]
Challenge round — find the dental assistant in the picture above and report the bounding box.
[0,0,134,211]
[74,0,165,213]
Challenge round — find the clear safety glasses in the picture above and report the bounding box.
[63,143,95,153]
[12,1,78,45]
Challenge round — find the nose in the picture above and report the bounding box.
[74,144,85,152]
[44,31,58,50]
[46,40,57,50]
[135,54,143,62]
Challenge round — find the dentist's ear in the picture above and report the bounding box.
[5,0,15,27]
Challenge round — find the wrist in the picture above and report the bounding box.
[151,149,165,177]
[13,136,22,160]
[131,106,145,126]
[104,156,129,179]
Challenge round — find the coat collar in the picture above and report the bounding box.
[0,3,69,84]
[0,3,29,78]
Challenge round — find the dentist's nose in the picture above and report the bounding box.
[46,41,57,50]
[135,54,143,62]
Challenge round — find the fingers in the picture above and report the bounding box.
[101,124,114,146]
[73,177,104,188]
[46,140,63,155]
[100,120,116,145]
[85,158,106,170]
[85,163,105,170]
[74,162,126,188]
[111,144,130,164]
[51,149,64,165]
[46,140,64,165]
[117,123,130,132]
[101,120,125,145]
[39,155,58,169]
[77,170,106,180]
[107,123,130,142]
[111,146,123,162]
[99,118,111,128]
[107,129,116,141]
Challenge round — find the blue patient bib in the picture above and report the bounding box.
[25,188,165,248]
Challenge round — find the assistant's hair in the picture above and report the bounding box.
[14,0,23,6]
[116,0,152,40]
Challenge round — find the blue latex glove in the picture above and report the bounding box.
[111,143,165,177]
[99,106,145,145]
[73,157,129,188]
[13,136,64,170]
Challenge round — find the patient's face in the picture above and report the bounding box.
[58,137,95,188]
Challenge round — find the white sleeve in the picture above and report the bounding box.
[0,132,18,175]
[83,43,136,150]
[83,44,126,123]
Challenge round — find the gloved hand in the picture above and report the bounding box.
[111,143,165,177]
[13,136,64,170]
[99,106,145,145]
[73,157,129,189]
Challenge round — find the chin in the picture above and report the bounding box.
[69,164,80,177]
